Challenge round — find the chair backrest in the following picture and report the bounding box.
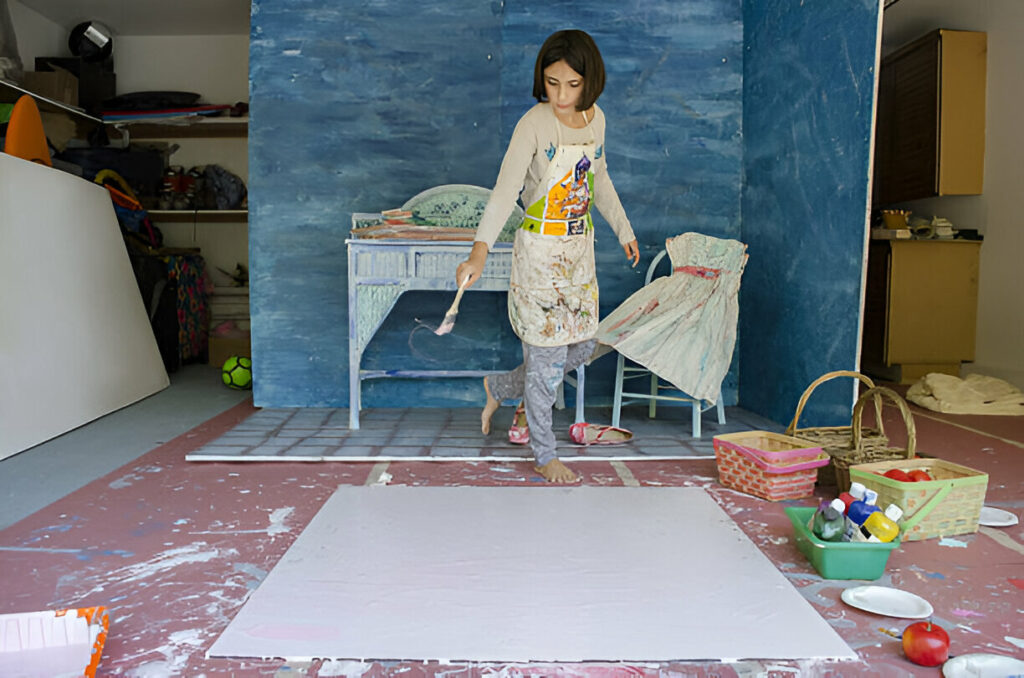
[3,95,52,166]
[645,249,669,285]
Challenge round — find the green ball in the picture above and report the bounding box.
[222,355,253,390]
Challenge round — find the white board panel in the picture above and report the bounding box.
[0,152,169,460]
[210,486,856,663]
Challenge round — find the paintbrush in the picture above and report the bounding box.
[434,275,471,336]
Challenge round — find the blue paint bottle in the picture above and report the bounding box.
[843,488,880,541]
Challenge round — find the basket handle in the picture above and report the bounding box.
[785,370,883,436]
[899,482,954,533]
[850,386,916,457]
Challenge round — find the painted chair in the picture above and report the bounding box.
[609,248,726,438]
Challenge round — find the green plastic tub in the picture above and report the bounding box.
[785,506,901,580]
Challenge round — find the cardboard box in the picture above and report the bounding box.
[209,334,251,368]
[23,67,78,107]
[35,56,115,113]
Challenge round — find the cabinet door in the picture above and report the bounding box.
[874,33,939,206]
[886,241,980,364]
[937,30,987,196]
[873,30,986,206]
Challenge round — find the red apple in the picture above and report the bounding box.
[884,468,912,482]
[902,620,950,666]
[908,469,933,482]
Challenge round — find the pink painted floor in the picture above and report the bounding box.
[0,396,1021,677]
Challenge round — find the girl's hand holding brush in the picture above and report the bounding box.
[455,241,489,289]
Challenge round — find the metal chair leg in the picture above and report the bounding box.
[648,372,659,419]
[574,366,585,424]
[612,353,625,428]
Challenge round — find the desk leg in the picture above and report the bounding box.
[348,276,361,430]
[349,351,361,430]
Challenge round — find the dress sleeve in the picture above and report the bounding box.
[594,166,636,246]
[473,115,537,250]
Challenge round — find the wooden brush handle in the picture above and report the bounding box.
[446,276,470,314]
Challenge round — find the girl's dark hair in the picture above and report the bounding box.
[532,30,605,111]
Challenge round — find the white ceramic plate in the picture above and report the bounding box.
[840,585,934,618]
[943,653,1024,678]
[979,506,1019,527]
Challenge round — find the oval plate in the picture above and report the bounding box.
[840,585,933,618]
[943,653,1024,678]
[979,506,1019,527]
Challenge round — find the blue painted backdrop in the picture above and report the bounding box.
[250,0,880,426]
[739,0,880,425]
[250,0,744,410]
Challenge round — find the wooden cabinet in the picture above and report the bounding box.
[873,30,987,206]
[862,240,981,384]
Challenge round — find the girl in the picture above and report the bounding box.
[456,29,639,484]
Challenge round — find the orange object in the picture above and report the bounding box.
[3,95,52,166]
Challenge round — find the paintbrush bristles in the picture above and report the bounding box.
[434,276,471,336]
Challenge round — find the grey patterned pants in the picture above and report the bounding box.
[488,338,596,466]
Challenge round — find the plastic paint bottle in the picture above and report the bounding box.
[839,481,866,515]
[844,488,880,541]
[860,504,904,543]
[811,498,847,542]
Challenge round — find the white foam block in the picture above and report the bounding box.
[209,486,855,663]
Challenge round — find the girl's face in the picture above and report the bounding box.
[543,59,584,116]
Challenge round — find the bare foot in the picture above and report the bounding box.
[481,376,499,435]
[534,459,579,484]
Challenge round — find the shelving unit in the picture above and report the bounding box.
[110,116,248,140]
[149,209,248,223]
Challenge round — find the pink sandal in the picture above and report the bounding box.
[508,403,530,445]
[569,422,634,446]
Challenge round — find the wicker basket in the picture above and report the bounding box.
[786,371,888,486]
[849,458,987,541]
[713,431,828,501]
[830,386,917,492]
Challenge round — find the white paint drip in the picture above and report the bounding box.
[1007,636,1024,649]
[316,659,371,677]
[125,627,204,677]
[365,461,392,486]
[268,507,295,536]
[81,543,235,597]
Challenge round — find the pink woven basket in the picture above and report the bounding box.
[714,431,828,501]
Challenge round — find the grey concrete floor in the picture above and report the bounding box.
[0,363,250,531]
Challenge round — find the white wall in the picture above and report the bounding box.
[883,0,1024,388]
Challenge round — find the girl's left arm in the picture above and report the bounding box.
[594,170,640,267]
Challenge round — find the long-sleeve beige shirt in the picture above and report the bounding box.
[474,103,635,249]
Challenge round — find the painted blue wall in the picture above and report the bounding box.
[739,0,881,425]
[250,0,744,409]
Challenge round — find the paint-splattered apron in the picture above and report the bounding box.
[508,114,598,347]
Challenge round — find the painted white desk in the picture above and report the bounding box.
[346,237,584,429]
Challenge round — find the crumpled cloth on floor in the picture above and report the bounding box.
[906,373,1024,415]
[592,232,748,404]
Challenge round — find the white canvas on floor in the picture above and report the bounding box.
[209,486,856,663]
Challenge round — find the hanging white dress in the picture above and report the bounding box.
[594,232,748,403]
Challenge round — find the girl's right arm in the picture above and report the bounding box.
[458,110,537,287]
